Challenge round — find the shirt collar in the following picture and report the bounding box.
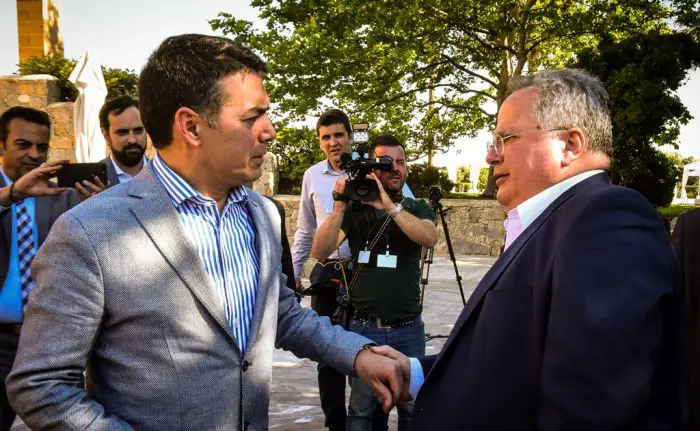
[110,154,148,178]
[514,170,604,232]
[0,166,11,185]
[151,152,248,208]
[321,159,344,176]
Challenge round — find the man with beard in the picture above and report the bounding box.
[0,107,80,430]
[292,111,415,430]
[312,134,437,431]
[76,96,148,199]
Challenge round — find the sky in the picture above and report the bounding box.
[1,0,698,169]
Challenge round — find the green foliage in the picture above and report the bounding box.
[406,163,454,198]
[575,31,700,207]
[17,55,138,101]
[210,0,674,173]
[268,126,325,194]
[455,166,489,192]
[18,55,78,101]
[657,204,695,222]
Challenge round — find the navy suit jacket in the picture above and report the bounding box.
[672,208,700,430]
[412,173,686,430]
[102,157,120,187]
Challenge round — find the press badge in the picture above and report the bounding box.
[358,250,371,264]
[376,252,397,268]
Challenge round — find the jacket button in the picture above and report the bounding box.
[242,360,251,371]
[243,420,250,430]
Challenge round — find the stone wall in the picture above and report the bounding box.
[273,195,506,260]
[0,74,75,163]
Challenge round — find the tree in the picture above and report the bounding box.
[267,126,325,194]
[575,31,700,206]
[211,0,675,196]
[18,55,138,101]
[405,163,454,197]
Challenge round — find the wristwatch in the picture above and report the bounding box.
[389,203,403,218]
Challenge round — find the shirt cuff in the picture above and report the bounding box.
[409,357,425,400]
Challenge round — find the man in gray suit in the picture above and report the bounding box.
[7,34,405,430]
[0,106,80,430]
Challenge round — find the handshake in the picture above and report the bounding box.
[353,345,413,412]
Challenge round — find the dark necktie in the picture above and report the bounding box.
[16,201,36,312]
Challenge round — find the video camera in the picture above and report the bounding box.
[339,123,393,201]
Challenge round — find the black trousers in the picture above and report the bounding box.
[0,332,19,431]
[310,262,347,431]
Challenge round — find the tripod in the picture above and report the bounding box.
[419,199,467,306]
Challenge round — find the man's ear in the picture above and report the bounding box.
[101,127,110,141]
[561,127,586,166]
[173,107,203,148]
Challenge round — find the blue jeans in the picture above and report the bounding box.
[346,317,425,431]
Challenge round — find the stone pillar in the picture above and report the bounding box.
[16,0,64,63]
[252,152,279,196]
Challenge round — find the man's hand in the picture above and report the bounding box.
[354,347,408,413]
[361,173,395,213]
[10,160,70,201]
[332,177,350,212]
[370,345,412,403]
[75,176,109,201]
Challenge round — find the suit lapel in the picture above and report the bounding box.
[426,173,611,381]
[244,193,276,352]
[127,166,237,345]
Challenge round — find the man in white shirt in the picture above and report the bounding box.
[373,68,685,429]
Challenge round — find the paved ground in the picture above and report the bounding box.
[10,255,497,431]
[269,255,496,430]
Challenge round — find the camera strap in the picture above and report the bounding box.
[347,214,393,295]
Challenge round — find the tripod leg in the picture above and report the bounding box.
[438,206,467,305]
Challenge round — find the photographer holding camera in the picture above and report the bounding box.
[312,134,437,431]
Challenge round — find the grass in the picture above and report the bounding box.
[657,204,696,221]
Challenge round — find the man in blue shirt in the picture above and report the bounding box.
[0,106,79,430]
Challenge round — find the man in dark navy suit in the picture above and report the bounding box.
[375,69,686,430]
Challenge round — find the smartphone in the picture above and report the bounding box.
[56,163,107,188]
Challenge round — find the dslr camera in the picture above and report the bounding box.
[338,123,392,202]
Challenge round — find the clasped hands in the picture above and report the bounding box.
[353,345,412,412]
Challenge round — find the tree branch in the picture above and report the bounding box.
[440,54,498,88]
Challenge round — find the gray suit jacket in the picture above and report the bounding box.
[7,164,369,430]
[0,176,79,291]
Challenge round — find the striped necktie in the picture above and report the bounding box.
[16,201,36,312]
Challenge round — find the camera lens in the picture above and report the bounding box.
[356,185,370,197]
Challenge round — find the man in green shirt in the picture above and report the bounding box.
[312,134,438,431]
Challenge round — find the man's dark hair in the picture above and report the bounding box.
[368,134,405,158]
[99,95,139,132]
[316,109,352,137]
[139,34,268,149]
[0,106,51,146]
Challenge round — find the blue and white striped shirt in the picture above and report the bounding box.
[151,154,260,352]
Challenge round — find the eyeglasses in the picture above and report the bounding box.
[486,128,569,157]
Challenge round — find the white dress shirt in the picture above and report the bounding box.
[110,155,148,185]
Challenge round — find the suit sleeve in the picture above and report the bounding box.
[6,213,133,430]
[274,268,370,375]
[539,188,683,428]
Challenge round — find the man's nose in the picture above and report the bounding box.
[485,148,501,166]
[27,144,41,159]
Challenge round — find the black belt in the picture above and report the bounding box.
[0,323,22,335]
[353,311,420,328]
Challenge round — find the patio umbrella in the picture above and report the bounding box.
[69,51,107,162]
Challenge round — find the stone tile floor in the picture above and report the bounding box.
[269,255,496,430]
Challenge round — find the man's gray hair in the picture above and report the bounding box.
[508,69,613,156]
